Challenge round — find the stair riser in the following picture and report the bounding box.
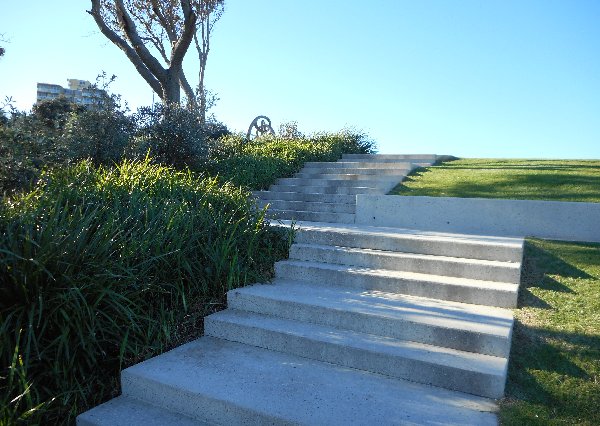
[294,172,409,180]
[303,162,415,169]
[275,178,400,187]
[293,228,524,263]
[297,168,411,176]
[275,262,519,308]
[121,371,294,426]
[258,200,355,214]
[253,191,356,204]
[342,154,438,161]
[228,291,510,357]
[205,318,505,399]
[266,210,355,223]
[269,185,382,195]
[289,244,521,284]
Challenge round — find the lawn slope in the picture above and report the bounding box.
[390,159,600,203]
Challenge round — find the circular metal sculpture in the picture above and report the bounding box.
[247,115,275,140]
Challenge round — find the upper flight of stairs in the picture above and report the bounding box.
[254,154,442,223]
[79,214,524,425]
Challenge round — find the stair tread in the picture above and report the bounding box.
[121,337,497,425]
[77,396,207,426]
[229,281,513,338]
[276,220,524,248]
[279,259,519,291]
[208,309,507,377]
[292,243,521,268]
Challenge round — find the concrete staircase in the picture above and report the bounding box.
[78,154,523,425]
[254,154,441,223]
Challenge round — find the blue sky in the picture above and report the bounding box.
[1,1,599,158]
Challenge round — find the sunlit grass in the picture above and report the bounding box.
[389,159,600,203]
[500,239,600,425]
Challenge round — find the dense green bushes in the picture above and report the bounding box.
[0,98,228,194]
[206,130,376,189]
[0,159,290,424]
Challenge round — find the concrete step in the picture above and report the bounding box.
[275,260,519,308]
[227,281,514,357]
[205,310,508,398]
[113,337,498,425]
[288,222,524,263]
[303,161,418,169]
[342,154,438,162]
[258,199,355,214]
[275,177,399,187]
[297,167,412,176]
[268,184,382,195]
[253,191,356,204]
[266,209,355,223]
[77,396,207,426]
[292,172,409,181]
[289,243,521,284]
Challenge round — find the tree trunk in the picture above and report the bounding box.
[163,69,181,104]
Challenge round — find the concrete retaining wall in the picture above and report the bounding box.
[355,195,600,243]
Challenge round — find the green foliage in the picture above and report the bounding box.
[0,158,291,424]
[390,158,600,203]
[500,239,600,425]
[62,106,133,166]
[130,104,226,169]
[31,97,84,130]
[206,130,376,189]
[0,95,134,194]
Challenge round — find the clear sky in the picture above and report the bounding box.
[1,1,599,158]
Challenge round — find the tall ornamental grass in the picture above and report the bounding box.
[205,130,376,189]
[0,158,290,424]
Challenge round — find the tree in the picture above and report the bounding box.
[88,1,223,120]
[193,1,224,123]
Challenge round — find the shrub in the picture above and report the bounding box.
[206,130,377,189]
[0,158,291,424]
[62,107,133,166]
[130,104,228,170]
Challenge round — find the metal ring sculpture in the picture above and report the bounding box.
[246,115,275,141]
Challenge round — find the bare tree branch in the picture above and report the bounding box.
[113,0,167,80]
[89,0,162,95]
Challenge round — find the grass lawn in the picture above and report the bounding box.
[389,159,600,203]
[501,239,600,425]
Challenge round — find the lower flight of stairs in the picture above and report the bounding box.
[78,220,524,425]
[254,153,442,223]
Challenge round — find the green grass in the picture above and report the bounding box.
[500,239,600,425]
[389,159,600,203]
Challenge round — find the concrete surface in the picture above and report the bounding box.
[205,309,507,398]
[118,337,499,425]
[288,243,522,283]
[275,260,520,308]
[356,195,600,243]
[273,220,524,262]
[227,281,514,357]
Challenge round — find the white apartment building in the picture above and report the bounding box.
[36,79,106,107]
